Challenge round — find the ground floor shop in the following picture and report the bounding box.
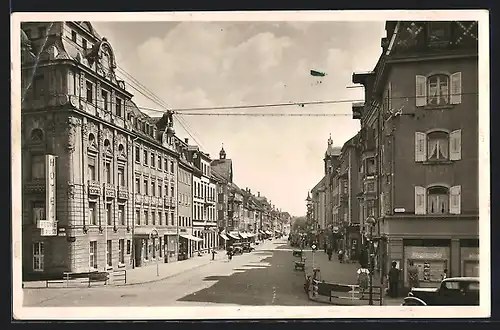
[381,216,479,289]
[192,227,218,253]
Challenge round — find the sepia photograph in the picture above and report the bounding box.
[11,10,490,320]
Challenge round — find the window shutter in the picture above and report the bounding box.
[415,186,426,215]
[449,129,462,161]
[449,185,461,214]
[415,75,427,107]
[450,72,462,104]
[415,132,427,162]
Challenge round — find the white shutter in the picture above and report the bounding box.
[449,185,461,214]
[415,132,427,162]
[415,186,426,215]
[449,129,462,161]
[450,72,462,104]
[415,75,427,107]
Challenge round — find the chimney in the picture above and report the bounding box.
[184,138,189,144]
[258,192,260,197]
[248,188,251,194]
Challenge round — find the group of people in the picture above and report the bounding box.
[322,242,348,263]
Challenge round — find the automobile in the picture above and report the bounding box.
[242,242,255,253]
[403,277,479,306]
[231,243,243,255]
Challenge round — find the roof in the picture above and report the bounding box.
[211,159,233,183]
[341,132,361,153]
[311,176,326,193]
[211,169,226,183]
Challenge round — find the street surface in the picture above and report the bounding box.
[23,238,319,307]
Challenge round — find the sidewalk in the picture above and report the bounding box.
[23,240,276,289]
[301,249,402,306]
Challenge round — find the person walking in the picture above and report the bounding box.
[338,249,344,263]
[441,268,448,281]
[388,261,400,298]
[327,246,333,261]
[323,242,327,253]
[408,260,420,289]
[212,249,217,261]
[357,267,370,299]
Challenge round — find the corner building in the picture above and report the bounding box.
[21,21,180,278]
[352,21,479,288]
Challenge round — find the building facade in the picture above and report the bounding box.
[352,20,479,287]
[21,21,182,278]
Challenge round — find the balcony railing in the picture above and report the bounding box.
[88,180,101,196]
[118,186,128,200]
[104,183,115,198]
[24,179,45,194]
[134,193,143,204]
[143,195,150,205]
[170,197,176,207]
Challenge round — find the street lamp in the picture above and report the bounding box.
[365,216,377,305]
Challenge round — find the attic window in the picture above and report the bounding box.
[428,22,451,46]
[71,30,77,42]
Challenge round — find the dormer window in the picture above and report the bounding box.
[427,22,451,47]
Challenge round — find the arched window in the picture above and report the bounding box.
[427,131,449,161]
[88,133,95,144]
[427,74,449,105]
[427,186,449,214]
[30,128,44,141]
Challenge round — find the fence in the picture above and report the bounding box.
[311,279,383,306]
[45,269,127,288]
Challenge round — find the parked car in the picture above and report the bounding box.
[231,243,243,255]
[242,242,255,253]
[403,277,479,306]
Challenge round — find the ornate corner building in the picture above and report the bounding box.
[21,21,184,279]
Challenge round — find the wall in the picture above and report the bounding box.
[388,57,479,215]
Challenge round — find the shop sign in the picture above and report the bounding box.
[45,155,57,223]
[411,252,445,259]
[39,220,58,236]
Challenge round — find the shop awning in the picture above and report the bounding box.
[228,232,240,240]
[220,233,229,241]
[180,234,203,242]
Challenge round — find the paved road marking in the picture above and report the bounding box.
[271,286,276,304]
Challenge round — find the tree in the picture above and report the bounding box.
[292,216,307,232]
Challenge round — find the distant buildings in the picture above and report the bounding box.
[20,21,290,279]
[310,20,479,288]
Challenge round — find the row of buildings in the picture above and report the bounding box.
[308,20,479,289]
[20,21,291,279]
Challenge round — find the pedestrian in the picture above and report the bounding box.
[212,249,217,261]
[388,261,400,298]
[323,242,327,253]
[408,260,420,289]
[357,267,370,299]
[327,247,333,261]
[441,268,448,281]
[338,249,344,263]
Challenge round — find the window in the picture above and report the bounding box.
[71,30,77,42]
[31,155,45,180]
[158,183,162,197]
[106,240,112,267]
[151,153,155,167]
[415,185,461,215]
[144,179,148,195]
[136,209,140,225]
[367,200,376,217]
[158,156,162,170]
[115,98,122,117]
[119,205,125,225]
[33,242,44,271]
[415,72,462,107]
[170,161,174,173]
[118,166,125,187]
[32,202,45,225]
[135,177,141,193]
[102,90,109,111]
[88,157,96,180]
[32,74,45,99]
[171,212,175,226]
[165,183,169,197]
[126,240,131,254]
[143,150,148,165]
[135,146,140,162]
[89,241,97,269]
[104,161,112,184]
[89,202,97,225]
[106,203,112,225]
[428,22,451,46]
[119,239,125,264]
[165,212,169,226]
[144,210,149,225]
[415,130,462,162]
[82,39,87,50]
[170,185,174,197]
[38,26,46,38]
[151,181,155,196]
[164,158,168,171]
[86,80,93,103]
[152,211,156,226]
[159,212,162,226]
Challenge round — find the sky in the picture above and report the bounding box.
[91,20,386,217]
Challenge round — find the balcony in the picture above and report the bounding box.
[134,193,143,204]
[117,186,128,200]
[170,197,176,208]
[150,196,158,206]
[104,183,115,199]
[88,180,101,196]
[143,195,150,205]
[24,179,45,194]
[164,197,170,208]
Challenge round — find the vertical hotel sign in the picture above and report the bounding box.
[42,154,57,236]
